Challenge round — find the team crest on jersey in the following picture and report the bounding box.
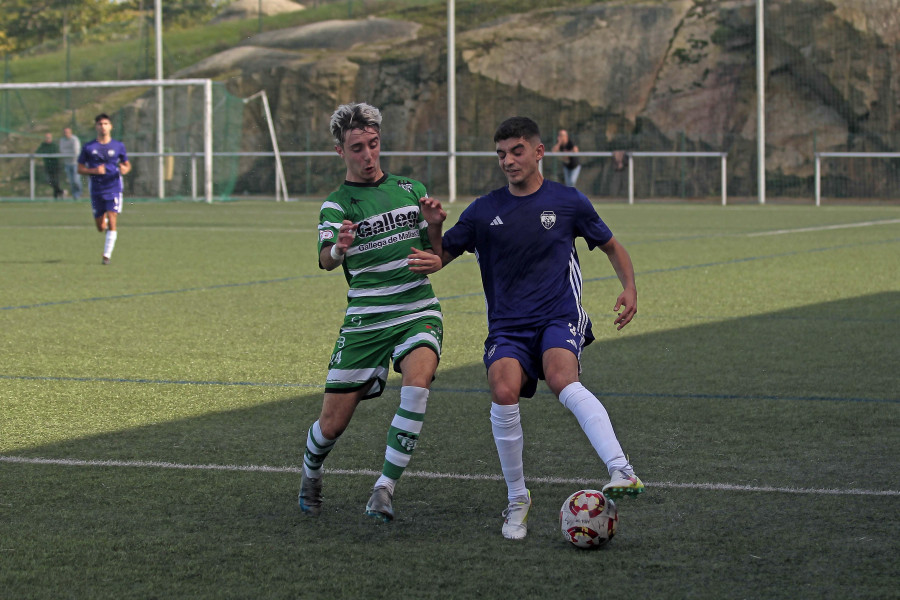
[540,211,557,230]
[398,180,414,193]
[107,149,116,157]
[319,230,334,241]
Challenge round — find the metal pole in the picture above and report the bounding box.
[244,90,288,201]
[204,80,213,203]
[721,154,727,206]
[628,153,634,205]
[30,158,35,200]
[815,154,821,206]
[155,0,165,200]
[757,0,766,204]
[260,91,288,201]
[447,0,457,202]
[191,154,197,201]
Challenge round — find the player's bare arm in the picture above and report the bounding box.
[119,160,132,176]
[600,237,637,330]
[419,196,446,259]
[320,219,358,271]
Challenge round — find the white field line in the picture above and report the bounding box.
[747,218,900,237]
[2,455,897,497]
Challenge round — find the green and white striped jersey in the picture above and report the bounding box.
[317,173,443,333]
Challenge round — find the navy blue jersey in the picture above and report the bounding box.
[78,138,128,200]
[443,179,613,333]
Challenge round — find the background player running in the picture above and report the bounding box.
[78,113,131,265]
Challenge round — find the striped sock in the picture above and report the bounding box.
[376,386,428,490]
[303,420,336,479]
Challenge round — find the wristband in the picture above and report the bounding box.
[330,244,345,262]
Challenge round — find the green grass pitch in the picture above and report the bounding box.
[1,199,898,599]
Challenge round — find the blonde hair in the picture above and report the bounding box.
[330,103,382,146]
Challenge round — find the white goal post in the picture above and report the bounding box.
[0,78,214,203]
[243,90,289,202]
[814,152,900,206]
[627,151,728,205]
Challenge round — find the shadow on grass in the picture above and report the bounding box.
[2,294,898,599]
[6,292,898,486]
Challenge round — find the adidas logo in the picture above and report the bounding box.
[490,216,504,226]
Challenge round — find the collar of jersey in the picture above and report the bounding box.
[343,173,389,187]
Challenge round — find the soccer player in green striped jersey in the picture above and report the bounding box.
[299,103,446,522]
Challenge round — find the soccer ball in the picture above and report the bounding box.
[559,489,618,549]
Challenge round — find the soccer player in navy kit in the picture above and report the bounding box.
[78,113,131,265]
[433,117,643,540]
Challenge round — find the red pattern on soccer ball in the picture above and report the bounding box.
[560,489,618,549]
[567,490,605,518]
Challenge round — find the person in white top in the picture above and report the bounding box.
[59,127,82,200]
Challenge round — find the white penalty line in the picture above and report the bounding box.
[2,455,897,497]
[747,218,900,237]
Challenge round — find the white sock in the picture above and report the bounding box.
[374,475,397,494]
[558,382,629,475]
[103,230,118,258]
[490,402,527,502]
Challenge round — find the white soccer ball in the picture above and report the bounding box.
[559,489,618,549]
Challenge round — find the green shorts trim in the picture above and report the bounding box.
[325,314,443,399]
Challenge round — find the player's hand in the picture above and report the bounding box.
[334,220,358,254]
[96,164,106,175]
[408,247,442,274]
[419,196,446,225]
[613,287,637,330]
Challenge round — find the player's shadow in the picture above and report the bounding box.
[0,259,64,264]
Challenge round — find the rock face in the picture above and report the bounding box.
[209,0,306,25]
[161,0,898,198]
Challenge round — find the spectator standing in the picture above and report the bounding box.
[59,127,83,200]
[36,133,63,199]
[552,128,581,188]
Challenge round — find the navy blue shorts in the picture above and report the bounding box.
[483,319,594,398]
[91,194,123,219]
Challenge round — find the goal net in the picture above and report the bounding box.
[0,79,244,202]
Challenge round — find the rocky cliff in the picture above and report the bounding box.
[168,0,899,199]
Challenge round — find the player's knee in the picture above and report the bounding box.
[490,384,520,405]
[317,418,347,440]
[545,372,577,397]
